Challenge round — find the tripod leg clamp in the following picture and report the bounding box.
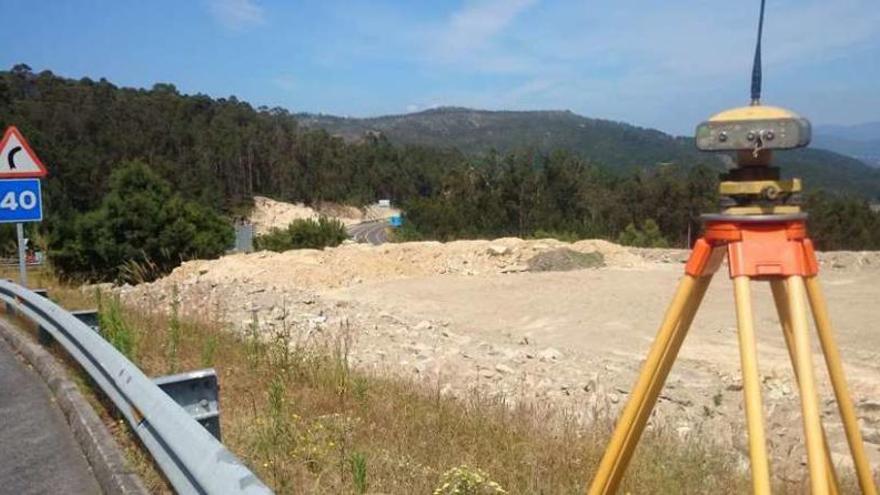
[684,239,726,277]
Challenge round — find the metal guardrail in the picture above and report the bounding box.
[0,280,273,495]
[0,258,42,266]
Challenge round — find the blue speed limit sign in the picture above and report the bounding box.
[0,178,43,223]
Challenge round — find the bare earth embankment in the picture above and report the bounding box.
[248,195,399,235]
[119,238,880,479]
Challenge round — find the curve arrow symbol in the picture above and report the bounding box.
[7,146,21,170]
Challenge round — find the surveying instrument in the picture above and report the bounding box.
[587,2,878,494]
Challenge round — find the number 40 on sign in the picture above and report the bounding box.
[0,179,43,223]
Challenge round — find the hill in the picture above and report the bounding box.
[814,122,880,168]
[0,65,877,273]
[298,107,880,199]
[297,108,705,171]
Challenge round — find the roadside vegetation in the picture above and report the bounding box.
[8,267,751,494]
[254,217,348,252]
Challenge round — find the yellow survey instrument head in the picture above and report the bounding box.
[695,104,811,152]
[693,0,812,156]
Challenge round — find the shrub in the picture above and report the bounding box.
[49,161,233,282]
[254,217,348,252]
[617,219,670,248]
[388,222,424,243]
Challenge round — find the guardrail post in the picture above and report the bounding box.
[153,369,222,441]
[71,309,100,333]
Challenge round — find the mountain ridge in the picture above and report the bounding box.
[297,107,880,199]
[814,122,880,168]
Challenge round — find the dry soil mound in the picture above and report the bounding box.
[249,196,365,235]
[154,237,643,292]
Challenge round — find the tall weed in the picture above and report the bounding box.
[96,290,136,359]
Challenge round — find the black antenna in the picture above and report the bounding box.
[750,0,767,105]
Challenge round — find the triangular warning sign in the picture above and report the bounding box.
[0,126,48,178]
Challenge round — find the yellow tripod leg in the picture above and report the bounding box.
[770,280,840,495]
[733,276,772,494]
[587,274,712,495]
[787,276,831,495]
[804,277,878,495]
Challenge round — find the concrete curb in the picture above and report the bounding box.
[0,318,148,495]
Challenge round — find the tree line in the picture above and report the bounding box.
[396,150,880,250]
[0,65,878,280]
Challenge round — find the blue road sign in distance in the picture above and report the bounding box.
[0,178,42,223]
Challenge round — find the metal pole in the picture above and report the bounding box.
[16,222,26,286]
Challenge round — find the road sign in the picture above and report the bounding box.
[0,126,48,178]
[0,179,43,223]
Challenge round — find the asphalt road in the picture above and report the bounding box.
[347,221,388,245]
[0,334,102,494]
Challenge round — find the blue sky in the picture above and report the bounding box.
[1,0,878,135]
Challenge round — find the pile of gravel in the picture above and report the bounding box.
[526,249,605,272]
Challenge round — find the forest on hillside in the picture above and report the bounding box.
[298,107,880,199]
[1,65,878,280]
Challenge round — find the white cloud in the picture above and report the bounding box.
[525,0,880,85]
[422,0,539,71]
[312,0,541,74]
[207,0,265,31]
[446,0,880,129]
[438,0,538,55]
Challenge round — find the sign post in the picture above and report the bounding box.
[16,223,26,285]
[0,126,49,286]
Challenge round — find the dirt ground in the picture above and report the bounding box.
[118,238,880,479]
